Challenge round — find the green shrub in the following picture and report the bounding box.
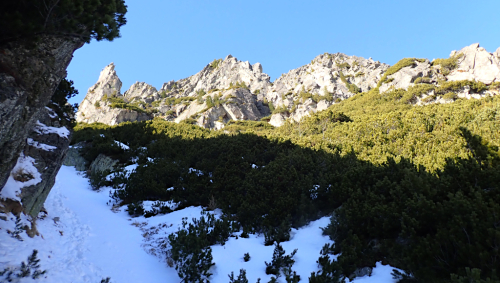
[309,244,345,283]
[450,268,500,283]
[0,250,46,281]
[443,92,458,100]
[127,202,144,217]
[228,269,249,283]
[49,78,79,128]
[490,82,500,90]
[0,0,127,43]
[180,118,197,125]
[196,89,206,103]
[265,243,297,276]
[272,105,289,114]
[436,80,488,94]
[336,61,350,69]
[103,96,148,113]
[422,95,436,103]
[433,53,463,75]
[339,71,360,94]
[88,169,111,190]
[413,77,432,84]
[227,81,249,90]
[206,96,214,108]
[264,220,291,245]
[209,58,223,69]
[378,58,425,87]
[167,212,235,282]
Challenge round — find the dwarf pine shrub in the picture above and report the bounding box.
[265,243,297,277]
[167,212,236,282]
[228,269,249,283]
[0,250,47,281]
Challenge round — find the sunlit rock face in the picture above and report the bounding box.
[446,43,500,84]
[76,44,500,129]
[76,63,152,126]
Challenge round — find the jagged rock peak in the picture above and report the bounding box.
[270,52,388,95]
[160,55,271,97]
[85,62,123,103]
[76,63,151,125]
[124,82,159,103]
[265,52,389,126]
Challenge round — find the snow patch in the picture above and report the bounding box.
[188,168,203,176]
[45,107,57,118]
[27,138,57,151]
[114,140,129,150]
[34,121,70,139]
[0,154,42,201]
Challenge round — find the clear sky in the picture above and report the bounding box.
[67,0,500,104]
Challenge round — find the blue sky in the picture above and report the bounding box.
[67,0,500,104]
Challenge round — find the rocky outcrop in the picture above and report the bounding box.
[447,43,500,84]
[379,60,434,93]
[0,107,72,217]
[76,43,500,129]
[20,109,72,217]
[63,143,87,171]
[0,36,84,202]
[76,63,152,125]
[376,43,500,105]
[265,53,389,126]
[89,154,117,176]
[124,82,159,103]
[176,88,269,128]
[161,55,271,96]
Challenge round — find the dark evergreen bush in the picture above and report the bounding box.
[0,0,127,43]
[0,250,46,281]
[228,269,249,283]
[167,212,235,282]
[265,243,297,277]
[126,202,144,217]
[309,244,345,283]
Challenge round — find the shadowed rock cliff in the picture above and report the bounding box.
[0,36,83,196]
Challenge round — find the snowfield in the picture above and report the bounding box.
[0,165,399,282]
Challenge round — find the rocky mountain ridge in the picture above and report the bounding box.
[76,43,500,128]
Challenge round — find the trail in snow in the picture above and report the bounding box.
[1,165,399,282]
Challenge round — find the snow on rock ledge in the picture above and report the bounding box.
[1,108,72,219]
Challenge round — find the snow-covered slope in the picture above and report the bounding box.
[1,165,398,283]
